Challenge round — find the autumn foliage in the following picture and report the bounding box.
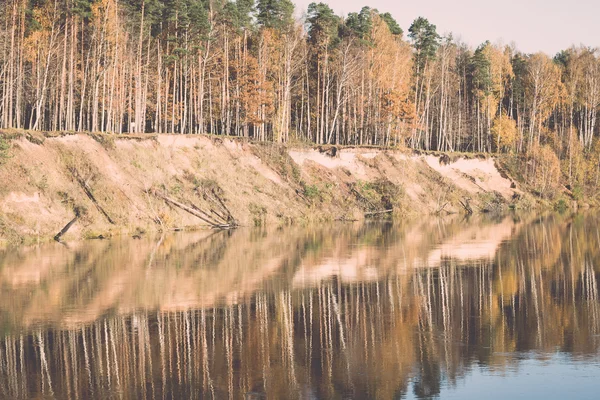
[1,1,600,197]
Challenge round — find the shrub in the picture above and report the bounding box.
[554,199,568,213]
[0,135,10,164]
[248,203,267,226]
[301,182,321,200]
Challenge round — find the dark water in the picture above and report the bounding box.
[0,214,599,399]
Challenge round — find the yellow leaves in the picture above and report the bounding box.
[561,128,586,186]
[369,16,412,92]
[491,114,518,152]
[366,15,413,125]
[583,139,600,190]
[483,43,513,99]
[92,0,117,22]
[23,30,46,63]
[473,43,513,116]
[577,49,600,108]
[526,53,563,121]
[527,144,561,198]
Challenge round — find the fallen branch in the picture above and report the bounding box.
[349,185,378,211]
[70,170,115,224]
[148,189,237,229]
[151,190,218,224]
[143,184,164,227]
[458,198,473,215]
[435,182,453,215]
[54,210,80,242]
[189,203,225,226]
[364,209,393,216]
[335,216,359,222]
[199,187,237,225]
[435,202,450,215]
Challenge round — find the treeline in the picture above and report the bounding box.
[1,0,600,195]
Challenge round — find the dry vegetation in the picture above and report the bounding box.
[0,131,535,246]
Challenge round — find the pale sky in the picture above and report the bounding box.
[293,0,600,55]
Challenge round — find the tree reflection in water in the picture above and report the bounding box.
[0,213,598,399]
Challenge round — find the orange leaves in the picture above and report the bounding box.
[369,16,412,93]
[361,15,414,129]
[92,0,123,49]
[22,3,53,64]
[238,53,273,125]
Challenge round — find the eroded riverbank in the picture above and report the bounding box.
[0,131,530,245]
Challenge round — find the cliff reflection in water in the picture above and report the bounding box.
[0,214,599,399]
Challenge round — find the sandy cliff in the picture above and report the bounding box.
[0,132,525,245]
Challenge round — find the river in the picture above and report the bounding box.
[0,213,599,399]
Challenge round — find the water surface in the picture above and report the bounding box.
[0,214,599,399]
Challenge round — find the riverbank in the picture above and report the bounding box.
[0,130,539,246]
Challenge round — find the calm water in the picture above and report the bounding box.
[0,214,599,399]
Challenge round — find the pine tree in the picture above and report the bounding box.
[256,0,293,31]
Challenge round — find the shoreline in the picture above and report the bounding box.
[0,130,581,247]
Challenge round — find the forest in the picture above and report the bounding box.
[1,0,600,197]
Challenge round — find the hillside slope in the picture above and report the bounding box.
[0,132,526,245]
